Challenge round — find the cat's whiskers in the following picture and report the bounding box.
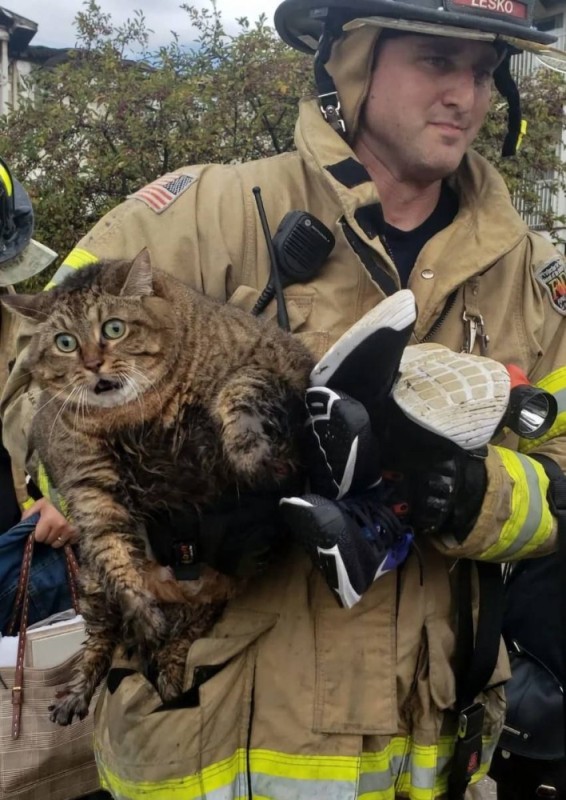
[34,378,81,415]
[48,385,82,446]
[126,365,163,417]
[71,384,90,444]
[129,365,162,396]
[117,371,147,427]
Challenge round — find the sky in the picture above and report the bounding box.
[11,0,281,50]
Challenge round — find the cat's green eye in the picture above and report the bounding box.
[102,318,126,340]
[54,332,78,353]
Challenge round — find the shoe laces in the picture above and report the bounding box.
[337,488,410,549]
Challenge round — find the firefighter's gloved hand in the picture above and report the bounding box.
[406,448,488,540]
[145,490,289,579]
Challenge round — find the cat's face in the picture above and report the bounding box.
[3,250,177,410]
[29,293,172,409]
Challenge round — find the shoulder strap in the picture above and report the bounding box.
[448,559,504,800]
[8,531,80,739]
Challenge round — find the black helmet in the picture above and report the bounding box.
[275,0,556,55]
[275,0,562,155]
[0,158,56,286]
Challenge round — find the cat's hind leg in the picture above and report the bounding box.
[152,602,225,702]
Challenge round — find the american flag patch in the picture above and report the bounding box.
[128,172,197,213]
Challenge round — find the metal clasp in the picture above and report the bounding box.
[462,312,490,355]
[318,91,346,135]
[457,702,485,739]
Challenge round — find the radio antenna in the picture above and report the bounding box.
[252,186,290,331]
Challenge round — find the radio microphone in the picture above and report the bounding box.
[251,201,335,322]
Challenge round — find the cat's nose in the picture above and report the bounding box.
[83,356,104,373]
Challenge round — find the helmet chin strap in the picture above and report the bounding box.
[314,20,347,136]
[493,52,522,157]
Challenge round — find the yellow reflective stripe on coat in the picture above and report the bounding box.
[0,161,13,196]
[480,448,552,561]
[37,461,68,516]
[519,366,566,454]
[43,247,99,289]
[96,736,494,800]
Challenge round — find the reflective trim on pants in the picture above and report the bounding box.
[96,734,496,800]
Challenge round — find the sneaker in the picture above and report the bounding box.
[304,387,381,500]
[280,488,413,609]
[392,344,511,451]
[304,290,416,500]
[309,289,417,423]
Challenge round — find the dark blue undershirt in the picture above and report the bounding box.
[383,182,459,288]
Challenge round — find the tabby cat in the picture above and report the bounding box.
[1,249,313,724]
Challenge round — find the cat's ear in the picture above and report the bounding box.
[120,248,154,297]
[0,292,50,322]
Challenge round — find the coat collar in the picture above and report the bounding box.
[295,98,528,331]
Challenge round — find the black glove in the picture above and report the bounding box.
[405,449,487,540]
[382,403,488,541]
[145,489,291,580]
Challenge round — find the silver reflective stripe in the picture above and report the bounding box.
[555,388,566,415]
[497,454,543,559]
[252,774,357,800]
[51,263,78,285]
[358,753,438,793]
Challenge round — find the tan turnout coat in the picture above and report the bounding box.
[2,99,565,799]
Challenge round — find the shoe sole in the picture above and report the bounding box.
[393,344,510,451]
[309,289,417,391]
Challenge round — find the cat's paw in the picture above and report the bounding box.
[223,413,289,482]
[48,688,90,726]
[156,669,183,703]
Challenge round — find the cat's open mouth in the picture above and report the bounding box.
[94,377,122,395]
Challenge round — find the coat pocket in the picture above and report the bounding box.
[94,610,278,794]
[226,284,312,332]
[227,284,330,360]
[313,579,397,735]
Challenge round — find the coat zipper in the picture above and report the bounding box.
[418,289,458,343]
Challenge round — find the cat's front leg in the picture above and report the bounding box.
[66,484,168,653]
[49,589,118,725]
[215,368,302,485]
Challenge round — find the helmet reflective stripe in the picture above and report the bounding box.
[0,160,13,198]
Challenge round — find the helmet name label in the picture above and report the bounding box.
[452,0,527,20]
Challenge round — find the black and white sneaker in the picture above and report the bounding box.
[280,487,413,609]
[309,289,417,422]
[304,290,417,499]
[304,387,380,500]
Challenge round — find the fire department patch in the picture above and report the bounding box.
[128,172,197,213]
[535,257,566,316]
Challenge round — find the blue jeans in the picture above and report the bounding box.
[0,514,75,634]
